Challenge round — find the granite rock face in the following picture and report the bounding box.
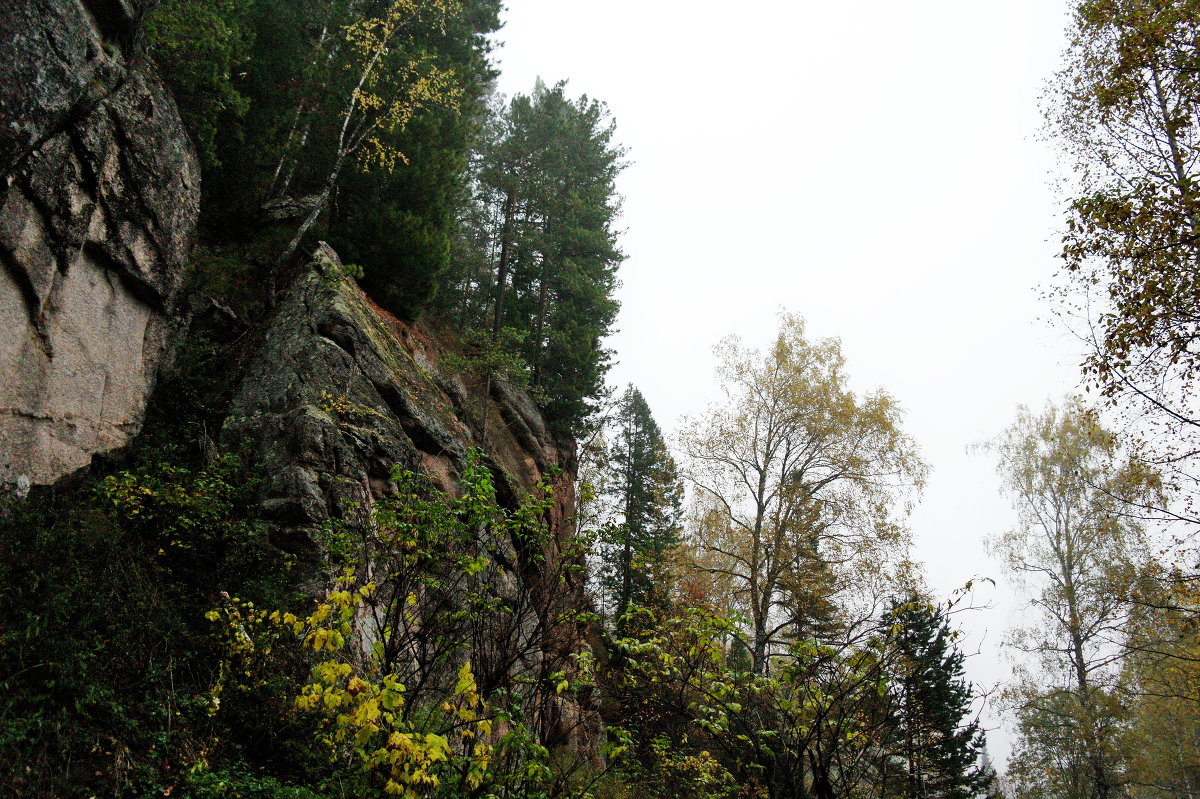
[222,243,577,546]
[0,0,200,488]
[222,244,594,752]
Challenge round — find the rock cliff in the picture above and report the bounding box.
[222,243,593,751]
[222,243,577,546]
[0,0,199,489]
[0,1,600,791]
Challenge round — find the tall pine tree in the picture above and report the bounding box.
[441,80,625,433]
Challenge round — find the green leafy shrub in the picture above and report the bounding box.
[181,765,324,799]
[200,453,602,798]
[0,494,205,796]
[0,455,285,796]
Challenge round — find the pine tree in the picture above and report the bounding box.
[884,595,993,799]
[596,385,683,624]
[441,80,626,433]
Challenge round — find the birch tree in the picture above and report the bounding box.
[989,399,1161,799]
[276,0,463,270]
[1051,0,1200,519]
[678,314,926,675]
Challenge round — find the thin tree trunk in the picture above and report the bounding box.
[617,427,634,621]
[273,112,316,200]
[810,751,836,799]
[273,167,337,280]
[751,469,770,675]
[1060,525,1113,799]
[752,615,769,676]
[271,21,386,298]
[531,260,549,387]
[267,0,364,200]
[617,536,632,620]
[490,189,516,339]
[1151,64,1200,253]
[1153,66,1192,200]
[906,683,918,799]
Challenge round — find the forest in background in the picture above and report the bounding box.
[4,0,1200,797]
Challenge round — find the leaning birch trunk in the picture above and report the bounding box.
[267,0,370,199]
[275,165,341,272]
[272,37,387,288]
[268,0,460,303]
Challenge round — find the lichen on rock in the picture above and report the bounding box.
[220,243,596,753]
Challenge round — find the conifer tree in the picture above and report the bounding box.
[596,385,683,624]
[883,595,993,799]
[442,81,625,433]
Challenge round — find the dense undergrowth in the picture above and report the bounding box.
[0,371,588,797]
[0,276,303,795]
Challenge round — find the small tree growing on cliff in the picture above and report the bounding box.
[275,0,463,273]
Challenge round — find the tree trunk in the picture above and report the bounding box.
[1061,531,1112,799]
[617,534,632,620]
[810,750,836,799]
[490,189,516,339]
[277,175,334,269]
[531,259,550,387]
[617,431,635,621]
[752,616,769,676]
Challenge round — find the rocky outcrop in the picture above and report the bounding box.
[222,244,594,751]
[222,243,576,544]
[0,0,200,488]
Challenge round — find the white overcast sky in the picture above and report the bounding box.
[491,0,1083,767]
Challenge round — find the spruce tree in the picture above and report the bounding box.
[597,385,683,624]
[884,595,993,799]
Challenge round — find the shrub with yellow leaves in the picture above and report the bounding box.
[201,451,602,797]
